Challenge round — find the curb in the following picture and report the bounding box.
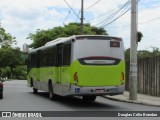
[102,96,160,107]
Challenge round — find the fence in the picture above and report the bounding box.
[125,56,160,96]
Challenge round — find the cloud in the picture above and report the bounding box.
[0,0,160,50]
[103,0,160,50]
[0,0,68,48]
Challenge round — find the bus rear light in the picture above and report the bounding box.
[121,72,124,81]
[74,72,78,83]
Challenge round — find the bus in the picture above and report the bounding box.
[27,35,125,101]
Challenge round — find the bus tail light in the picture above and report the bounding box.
[121,72,124,81]
[74,72,78,84]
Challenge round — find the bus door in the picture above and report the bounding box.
[60,42,71,86]
[57,44,63,84]
[36,50,41,89]
[57,43,71,85]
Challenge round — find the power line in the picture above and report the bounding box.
[102,0,130,26]
[63,0,77,24]
[63,10,71,24]
[86,1,131,23]
[139,16,160,24]
[101,7,130,27]
[84,0,101,10]
[63,0,80,21]
[76,10,81,22]
[105,16,160,29]
[94,0,130,27]
[101,0,141,27]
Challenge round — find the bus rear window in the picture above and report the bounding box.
[76,39,124,60]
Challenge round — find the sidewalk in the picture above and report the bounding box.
[104,91,160,107]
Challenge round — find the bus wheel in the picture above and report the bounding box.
[33,88,38,94]
[48,83,59,101]
[0,93,3,99]
[82,96,96,102]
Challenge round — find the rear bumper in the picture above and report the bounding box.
[65,84,125,96]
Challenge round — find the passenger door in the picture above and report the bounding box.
[61,42,71,86]
[57,44,63,84]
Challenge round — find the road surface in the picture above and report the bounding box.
[0,80,159,120]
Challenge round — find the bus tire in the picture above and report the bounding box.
[33,88,38,94]
[0,93,3,99]
[30,78,33,87]
[31,79,38,94]
[82,96,96,102]
[48,82,59,101]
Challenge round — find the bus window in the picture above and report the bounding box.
[62,43,71,66]
[27,52,36,73]
[39,50,48,67]
[77,39,123,60]
[47,47,57,66]
[29,53,36,68]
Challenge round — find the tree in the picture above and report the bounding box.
[0,28,17,47]
[0,67,11,79]
[125,48,130,60]
[0,46,25,79]
[125,47,160,60]
[27,22,108,48]
[13,65,27,80]
[0,27,26,80]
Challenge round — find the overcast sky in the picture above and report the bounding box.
[0,0,160,50]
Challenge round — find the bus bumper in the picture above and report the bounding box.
[66,84,125,96]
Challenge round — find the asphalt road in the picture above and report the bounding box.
[0,80,159,120]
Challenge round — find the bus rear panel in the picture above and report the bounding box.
[67,36,125,96]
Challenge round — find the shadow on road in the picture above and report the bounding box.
[28,91,124,110]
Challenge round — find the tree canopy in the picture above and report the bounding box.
[0,28,17,47]
[27,22,108,48]
[0,27,26,79]
[125,47,160,60]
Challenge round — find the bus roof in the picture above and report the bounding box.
[28,35,122,54]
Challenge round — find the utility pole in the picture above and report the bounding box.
[81,0,84,34]
[129,0,138,100]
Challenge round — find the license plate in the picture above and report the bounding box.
[96,89,105,93]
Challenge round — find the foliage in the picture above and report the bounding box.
[0,67,11,78]
[0,46,26,79]
[125,47,160,60]
[0,48,27,79]
[27,22,108,48]
[0,28,17,47]
[13,65,27,80]
[0,27,26,79]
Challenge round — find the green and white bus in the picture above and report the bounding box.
[27,35,125,101]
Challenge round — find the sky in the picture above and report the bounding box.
[0,0,160,50]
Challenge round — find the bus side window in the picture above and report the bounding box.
[47,47,57,66]
[62,43,71,66]
[27,53,36,72]
[57,44,63,66]
[30,53,36,68]
[39,50,47,67]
